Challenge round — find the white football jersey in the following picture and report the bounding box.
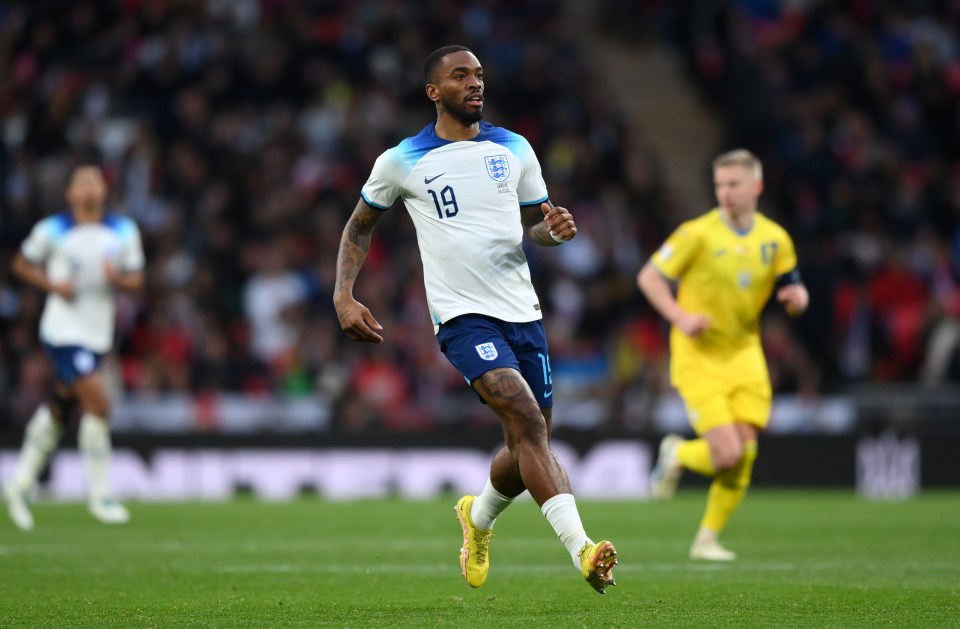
[361,122,549,327]
[21,212,145,352]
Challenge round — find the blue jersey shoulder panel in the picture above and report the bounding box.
[43,212,75,241]
[102,213,138,241]
[394,121,531,164]
[473,122,529,157]
[393,123,450,168]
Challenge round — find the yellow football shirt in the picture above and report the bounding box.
[651,208,798,385]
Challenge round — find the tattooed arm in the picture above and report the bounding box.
[333,199,385,343]
[521,201,577,247]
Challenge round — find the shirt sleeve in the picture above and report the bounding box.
[118,218,146,272]
[515,137,549,206]
[360,149,404,210]
[20,219,53,264]
[773,228,799,277]
[651,223,701,280]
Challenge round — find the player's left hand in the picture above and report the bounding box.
[541,203,577,243]
[777,284,809,316]
[103,261,128,290]
[104,261,145,293]
[104,262,120,284]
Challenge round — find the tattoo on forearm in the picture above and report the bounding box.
[347,209,379,245]
[520,206,552,245]
[532,222,552,244]
[334,211,378,295]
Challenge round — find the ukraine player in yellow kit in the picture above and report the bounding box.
[637,149,809,560]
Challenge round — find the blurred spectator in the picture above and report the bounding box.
[0,0,669,432]
[2,0,955,434]
[242,238,311,369]
[640,0,960,390]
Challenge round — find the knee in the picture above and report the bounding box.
[503,405,549,447]
[711,443,744,472]
[83,400,111,419]
[719,441,758,488]
[49,391,76,423]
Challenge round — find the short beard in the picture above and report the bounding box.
[452,107,483,126]
[79,198,105,213]
[439,98,483,127]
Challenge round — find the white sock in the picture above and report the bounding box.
[470,479,515,530]
[540,493,592,568]
[695,527,719,544]
[79,413,113,502]
[11,405,62,492]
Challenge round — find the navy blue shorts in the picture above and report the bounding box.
[43,343,104,385]
[436,314,554,409]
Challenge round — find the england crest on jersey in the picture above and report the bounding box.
[484,155,510,182]
[476,342,498,361]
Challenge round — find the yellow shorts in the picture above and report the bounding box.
[675,377,772,436]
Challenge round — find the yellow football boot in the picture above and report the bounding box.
[454,495,493,588]
[579,540,618,594]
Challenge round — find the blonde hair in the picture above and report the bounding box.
[713,149,763,180]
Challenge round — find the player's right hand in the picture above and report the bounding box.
[541,202,577,242]
[675,311,710,338]
[334,296,384,343]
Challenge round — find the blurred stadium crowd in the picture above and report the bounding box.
[666,0,960,389]
[0,0,958,433]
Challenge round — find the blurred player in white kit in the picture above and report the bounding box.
[4,160,145,530]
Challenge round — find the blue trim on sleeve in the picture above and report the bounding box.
[776,268,802,288]
[650,260,678,282]
[520,195,550,207]
[361,191,391,211]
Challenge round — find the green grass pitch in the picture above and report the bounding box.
[1,490,958,627]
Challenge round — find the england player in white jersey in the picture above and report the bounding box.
[334,46,617,593]
[4,162,145,530]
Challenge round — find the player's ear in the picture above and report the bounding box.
[425,83,439,102]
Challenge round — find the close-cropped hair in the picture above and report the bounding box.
[423,45,473,83]
[713,149,763,180]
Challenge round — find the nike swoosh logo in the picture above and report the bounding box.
[424,173,446,184]
[544,390,553,398]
